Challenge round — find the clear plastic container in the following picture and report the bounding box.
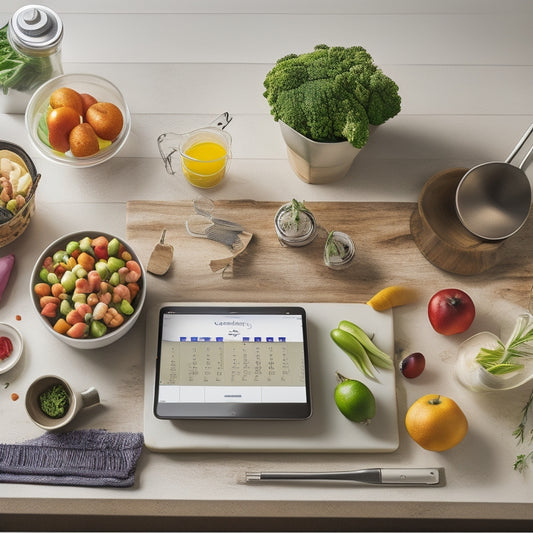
[1,5,64,113]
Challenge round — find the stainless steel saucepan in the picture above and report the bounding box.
[455,124,533,240]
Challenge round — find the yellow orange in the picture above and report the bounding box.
[50,87,84,116]
[405,394,468,452]
[367,285,419,311]
[80,93,98,117]
[47,106,81,153]
[69,123,100,157]
[86,102,123,141]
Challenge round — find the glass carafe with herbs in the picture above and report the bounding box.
[0,5,64,113]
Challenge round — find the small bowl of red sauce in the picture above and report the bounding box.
[0,323,23,374]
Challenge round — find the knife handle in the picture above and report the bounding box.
[380,468,440,485]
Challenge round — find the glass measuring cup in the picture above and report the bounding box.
[157,113,232,188]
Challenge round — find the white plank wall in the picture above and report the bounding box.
[1,1,532,204]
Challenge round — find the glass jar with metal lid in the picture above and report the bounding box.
[1,4,64,113]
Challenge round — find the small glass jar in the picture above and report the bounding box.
[274,202,318,247]
[1,5,64,113]
[455,330,533,392]
[323,231,355,270]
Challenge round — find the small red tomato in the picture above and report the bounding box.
[400,352,426,378]
[54,264,66,278]
[94,245,109,260]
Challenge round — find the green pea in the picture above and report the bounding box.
[60,270,76,292]
[53,250,67,264]
[72,265,87,279]
[120,299,134,315]
[60,299,72,316]
[66,241,80,255]
[109,271,120,286]
[95,261,109,280]
[90,320,107,338]
[47,272,59,285]
[107,256,125,273]
[72,293,86,304]
[39,268,49,282]
[107,237,120,257]
[79,237,94,256]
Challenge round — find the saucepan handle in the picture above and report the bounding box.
[505,123,533,170]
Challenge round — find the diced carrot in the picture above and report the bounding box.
[53,318,71,334]
[34,283,51,298]
[77,252,95,272]
[51,283,65,298]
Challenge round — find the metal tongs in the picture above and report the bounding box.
[185,197,245,249]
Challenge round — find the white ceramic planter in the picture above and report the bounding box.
[279,121,364,184]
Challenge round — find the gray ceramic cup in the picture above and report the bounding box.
[25,375,100,431]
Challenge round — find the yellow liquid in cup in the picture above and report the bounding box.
[182,141,227,188]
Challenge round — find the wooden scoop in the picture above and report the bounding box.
[147,229,174,275]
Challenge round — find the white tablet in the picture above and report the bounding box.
[154,305,311,420]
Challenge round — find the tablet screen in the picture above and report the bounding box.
[154,306,311,419]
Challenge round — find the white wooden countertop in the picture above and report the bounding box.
[1,1,533,530]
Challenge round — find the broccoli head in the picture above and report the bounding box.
[263,44,401,148]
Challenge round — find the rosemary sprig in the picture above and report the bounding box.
[513,387,533,473]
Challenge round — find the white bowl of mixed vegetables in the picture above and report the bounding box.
[30,231,146,349]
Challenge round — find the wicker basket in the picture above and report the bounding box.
[0,141,40,248]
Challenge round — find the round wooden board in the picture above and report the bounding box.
[410,167,505,275]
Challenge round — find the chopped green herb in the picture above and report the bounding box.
[38,384,70,418]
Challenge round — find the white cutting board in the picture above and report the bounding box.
[143,302,398,453]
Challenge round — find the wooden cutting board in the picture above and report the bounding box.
[126,200,533,307]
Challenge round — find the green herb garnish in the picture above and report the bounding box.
[38,384,70,418]
[0,24,55,94]
[475,314,533,375]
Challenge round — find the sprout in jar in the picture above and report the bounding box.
[274,199,318,247]
[324,231,355,270]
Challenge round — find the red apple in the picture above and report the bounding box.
[428,288,475,335]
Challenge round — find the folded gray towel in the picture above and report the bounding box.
[0,429,144,487]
